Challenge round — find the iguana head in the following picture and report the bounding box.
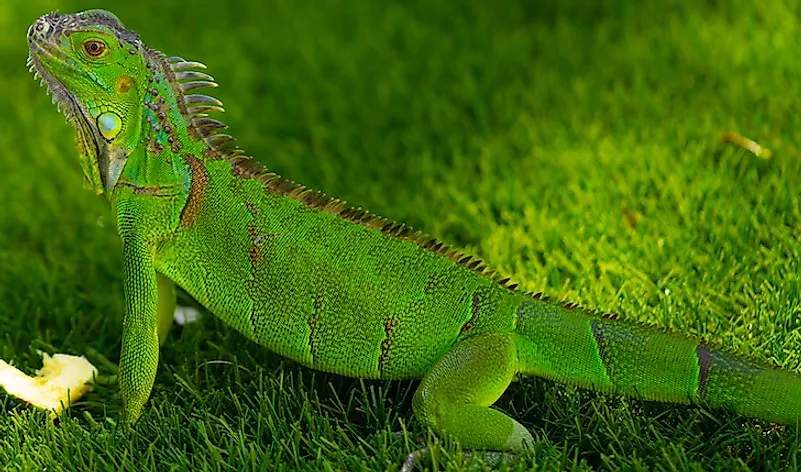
[27,9,147,194]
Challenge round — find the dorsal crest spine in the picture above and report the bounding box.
[156,51,525,292]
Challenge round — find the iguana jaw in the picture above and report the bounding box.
[26,47,82,125]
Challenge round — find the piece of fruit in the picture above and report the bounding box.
[0,352,97,417]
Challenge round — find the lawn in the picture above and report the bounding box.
[1,0,801,470]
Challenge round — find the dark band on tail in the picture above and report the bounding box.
[590,319,610,371]
[696,341,712,396]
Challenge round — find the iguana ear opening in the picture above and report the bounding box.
[97,112,122,141]
[76,108,131,196]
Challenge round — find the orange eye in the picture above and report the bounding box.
[83,40,106,57]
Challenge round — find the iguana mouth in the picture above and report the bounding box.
[27,13,79,119]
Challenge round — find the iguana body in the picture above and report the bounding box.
[26,9,801,451]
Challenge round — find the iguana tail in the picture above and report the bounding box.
[514,298,801,425]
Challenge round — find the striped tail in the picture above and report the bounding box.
[514,298,801,425]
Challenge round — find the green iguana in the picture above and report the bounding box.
[25,9,801,454]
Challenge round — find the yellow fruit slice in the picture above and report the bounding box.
[0,352,97,416]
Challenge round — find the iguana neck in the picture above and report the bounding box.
[109,49,229,196]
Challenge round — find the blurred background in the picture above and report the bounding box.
[2,0,801,469]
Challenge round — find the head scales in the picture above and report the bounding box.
[27,9,147,193]
[27,9,142,117]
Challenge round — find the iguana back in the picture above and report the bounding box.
[158,157,519,379]
[26,9,801,453]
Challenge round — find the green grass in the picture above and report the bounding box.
[2,0,801,469]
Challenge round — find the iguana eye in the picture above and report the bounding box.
[83,40,106,57]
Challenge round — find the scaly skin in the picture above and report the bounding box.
[26,9,801,452]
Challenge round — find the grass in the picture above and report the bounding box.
[1,0,801,469]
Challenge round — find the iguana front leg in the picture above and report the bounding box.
[118,235,161,422]
[412,331,534,451]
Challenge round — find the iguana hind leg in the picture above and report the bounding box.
[157,272,203,344]
[156,273,176,346]
[412,331,533,451]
